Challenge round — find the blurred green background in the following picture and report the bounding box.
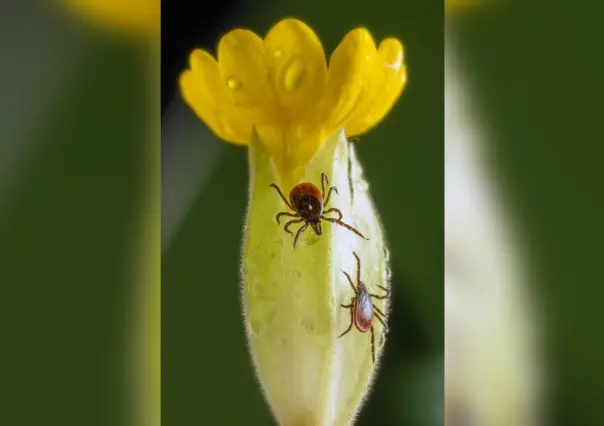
[453,3,604,424]
[162,0,443,425]
[4,1,604,425]
[0,4,151,425]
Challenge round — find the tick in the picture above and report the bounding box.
[339,251,390,364]
[269,173,368,248]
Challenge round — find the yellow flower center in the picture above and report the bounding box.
[180,18,407,185]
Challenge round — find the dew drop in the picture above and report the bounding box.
[250,319,266,336]
[357,179,370,192]
[222,119,236,136]
[284,60,305,92]
[299,315,315,333]
[274,48,284,58]
[227,77,241,90]
[383,247,391,263]
[385,266,393,281]
[250,279,263,296]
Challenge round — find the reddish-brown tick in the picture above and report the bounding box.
[339,251,390,364]
[269,173,368,248]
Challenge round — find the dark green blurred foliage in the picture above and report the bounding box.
[0,13,150,425]
[454,3,604,425]
[162,0,443,424]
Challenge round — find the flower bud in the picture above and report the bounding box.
[242,128,391,425]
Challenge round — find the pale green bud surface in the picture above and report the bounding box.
[242,129,392,426]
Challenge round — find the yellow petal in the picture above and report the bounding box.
[180,49,252,145]
[367,39,408,131]
[343,63,385,136]
[321,28,377,133]
[346,38,407,136]
[217,29,277,125]
[263,18,327,121]
[256,124,325,188]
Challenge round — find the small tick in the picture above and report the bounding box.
[269,173,368,248]
[339,251,390,364]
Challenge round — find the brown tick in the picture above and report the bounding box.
[339,251,390,364]
[269,173,368,248]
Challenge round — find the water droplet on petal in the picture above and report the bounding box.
[284,59,305,92]
[274,48,284,58]
[222,118,237,136]
[227,77,241,90]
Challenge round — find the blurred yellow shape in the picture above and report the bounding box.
[446,0,484,14]
[63,0,159,37]
[180,18,407,186]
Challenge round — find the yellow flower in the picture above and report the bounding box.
[180,18,403,425]
[62,0,159,37]
[180,18,407,187]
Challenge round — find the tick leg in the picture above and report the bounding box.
[321,173,329,198]
[374,306,386,318]
[370,284,390,299]
[284,219,304,236]
[292,222,309,249]
[378,284,390,295]
[321,207,342,221]
[276,211,298,224]
[269,183,295,210]
[370,326,376,364]
[374,309,388,331]
[341,270,356,293]
[323,186,338,206]
[353,251,362,285]
[322,217,369,240]
[338,306,354,338]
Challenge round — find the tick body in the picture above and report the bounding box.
[269,173,369,248]
[339,251,390,364]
